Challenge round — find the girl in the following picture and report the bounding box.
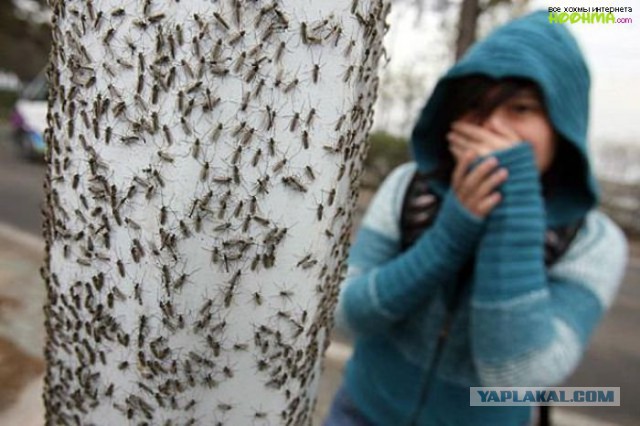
[325,10,628,426]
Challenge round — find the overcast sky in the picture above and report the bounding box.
[381,0,639,148]
[531,0,639,147]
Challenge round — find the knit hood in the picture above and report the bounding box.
[409,10,598,228]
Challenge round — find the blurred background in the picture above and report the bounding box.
[0,0,637,425]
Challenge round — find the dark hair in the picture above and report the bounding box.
[427,74,559,197]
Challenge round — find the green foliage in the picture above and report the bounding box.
[361,131,411,189]
[0,6,51,81]
[0,90,18,122]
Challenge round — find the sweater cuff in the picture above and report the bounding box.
[490,141,534,165]
[473,141,547,302]
[486,141,543,215]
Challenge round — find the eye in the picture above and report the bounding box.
[510,102,539,114]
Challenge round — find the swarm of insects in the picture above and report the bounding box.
[43,0,390,423]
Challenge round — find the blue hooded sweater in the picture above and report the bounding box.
[333,10,628,426]
[410,9,597,229]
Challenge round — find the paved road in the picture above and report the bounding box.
[0,124,638,425]
[0,127,46,236]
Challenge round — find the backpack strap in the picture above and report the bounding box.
[544,217,585,267]
[399,170,441,252]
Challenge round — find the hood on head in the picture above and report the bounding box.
[409,10,598,228]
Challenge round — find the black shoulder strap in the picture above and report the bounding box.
[544,217,585,267]
[399,170,441,252]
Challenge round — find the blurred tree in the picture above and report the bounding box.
[456,0,529,59]
[391,0,530,59]
[455,0,482,59]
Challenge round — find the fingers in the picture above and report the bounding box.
[447,120,515,218]
[490,119,521,142]
[451,149,477,191]
[458,156,498,200]
[473,166,508,201]
[450,120,520,151]
[448,143,464,163]
[447,130,477,152]
[475,192,502,217]
[448,141,476,167]
[447,127,491,158]
[451,121,499,145]
[453,155,507,218]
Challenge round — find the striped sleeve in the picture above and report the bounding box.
[335,162,487,337]
[470,142,629,387]
[332,163,414,337]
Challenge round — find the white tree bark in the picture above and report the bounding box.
[42,0,389,424]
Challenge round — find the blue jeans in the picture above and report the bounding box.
[323,384,376,426]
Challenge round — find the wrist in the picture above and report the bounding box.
[425,189,486,258]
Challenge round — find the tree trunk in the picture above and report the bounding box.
[42,1,390,424]
[455,0,480,60]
